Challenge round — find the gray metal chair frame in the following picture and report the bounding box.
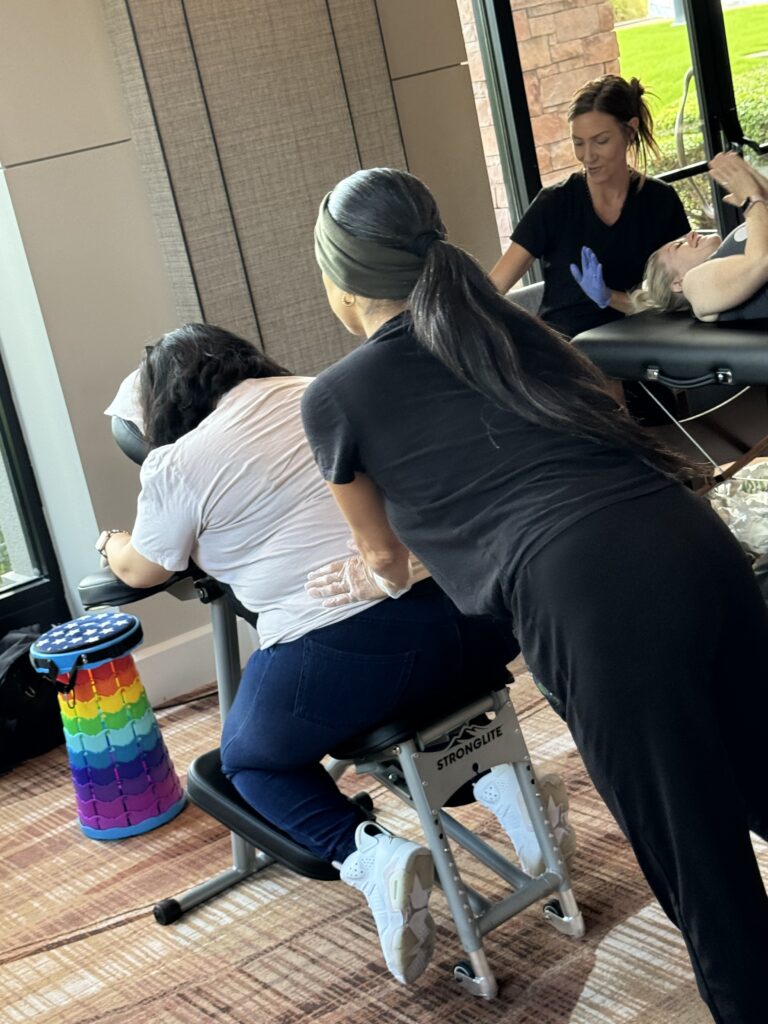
[328,684,584,997]
[79,573,584,997]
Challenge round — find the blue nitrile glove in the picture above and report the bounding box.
[569,246,612,308]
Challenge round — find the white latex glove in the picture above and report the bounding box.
[305,556,391,607]
[306,543,425,607]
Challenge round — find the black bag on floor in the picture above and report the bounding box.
[0,624,64,774]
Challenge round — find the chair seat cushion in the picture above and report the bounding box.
[331,687,507,761]
[187,748,338,880]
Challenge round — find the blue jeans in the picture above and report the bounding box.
[220,581,517,863]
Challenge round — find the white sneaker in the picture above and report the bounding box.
[340,822,435,984]
[540,773,577,864]
[473,765,576,876]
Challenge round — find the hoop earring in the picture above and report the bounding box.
[342,294,355,307]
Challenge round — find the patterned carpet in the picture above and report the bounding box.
[1,667,763,1024]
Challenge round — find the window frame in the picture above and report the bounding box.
[474,0,768,247]
[0,351,70,632]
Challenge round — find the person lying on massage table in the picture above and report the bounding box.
[96,322,574,987]
[634,152,768,321]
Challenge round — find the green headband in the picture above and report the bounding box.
[314,192,439,300]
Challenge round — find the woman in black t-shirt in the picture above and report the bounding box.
[490,75,690,338]
[303,167,768,1024]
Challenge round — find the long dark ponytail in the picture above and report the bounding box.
[327,168,695,481]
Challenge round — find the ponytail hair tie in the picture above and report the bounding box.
[410,230,444,258]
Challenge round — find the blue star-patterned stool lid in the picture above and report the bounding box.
[30,612,143,692]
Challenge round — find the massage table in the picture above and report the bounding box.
[572,311,768,487]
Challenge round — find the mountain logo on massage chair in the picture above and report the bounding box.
[435,722,504,771]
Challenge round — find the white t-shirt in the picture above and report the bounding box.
[131,376,381,647]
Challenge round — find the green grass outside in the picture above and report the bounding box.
[616,5,768,223]
[618,6,768,131]
[612,0,648,23]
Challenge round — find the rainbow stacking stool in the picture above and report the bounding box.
[30,610,186,840]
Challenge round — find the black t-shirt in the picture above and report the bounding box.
[512,172,690,338]
[301,313,673,620]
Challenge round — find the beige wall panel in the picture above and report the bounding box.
[0,0,131,167]
[182,0,362,374]
[122,0,259,341]
[375,0,466,80]
[4,142,208,644]
[393,66,500,270]
[328,0,407,170]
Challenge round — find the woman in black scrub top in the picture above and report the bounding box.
[490,74,689,338]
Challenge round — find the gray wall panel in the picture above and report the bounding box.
[113,0,409,372]
[180,0,361,372]
[102,0,201,325]
[0,0,131,167]
[106,1,496,373]
[124,0,260,340]
[328,0,407,170]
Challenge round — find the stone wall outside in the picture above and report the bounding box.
[457,0,620,252]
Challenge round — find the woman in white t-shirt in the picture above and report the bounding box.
[98,323,571,987]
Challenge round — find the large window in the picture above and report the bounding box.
[465,0,767,252]
[0,451,43,592]
[0,352,69,632]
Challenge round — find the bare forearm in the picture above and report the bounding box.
[607,290,635,315]
[686,258,767,317]
[740,201,768,305]
[744,200,768,262]
[327,476,410,587]
[682,200,768,317]
[489,243,535,294]
[355,535,409,577]
[709,151,768,208]
[102,532,173,588]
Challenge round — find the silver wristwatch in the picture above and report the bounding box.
[96,529,126,558]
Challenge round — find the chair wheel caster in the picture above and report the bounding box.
[453,960,497,998]
[454,960,474,980]
[543,898,585,938]
[351,791,374,816]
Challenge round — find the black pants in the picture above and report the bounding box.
[510,484,768,1024]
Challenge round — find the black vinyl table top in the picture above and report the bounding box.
[572,312,768,386]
